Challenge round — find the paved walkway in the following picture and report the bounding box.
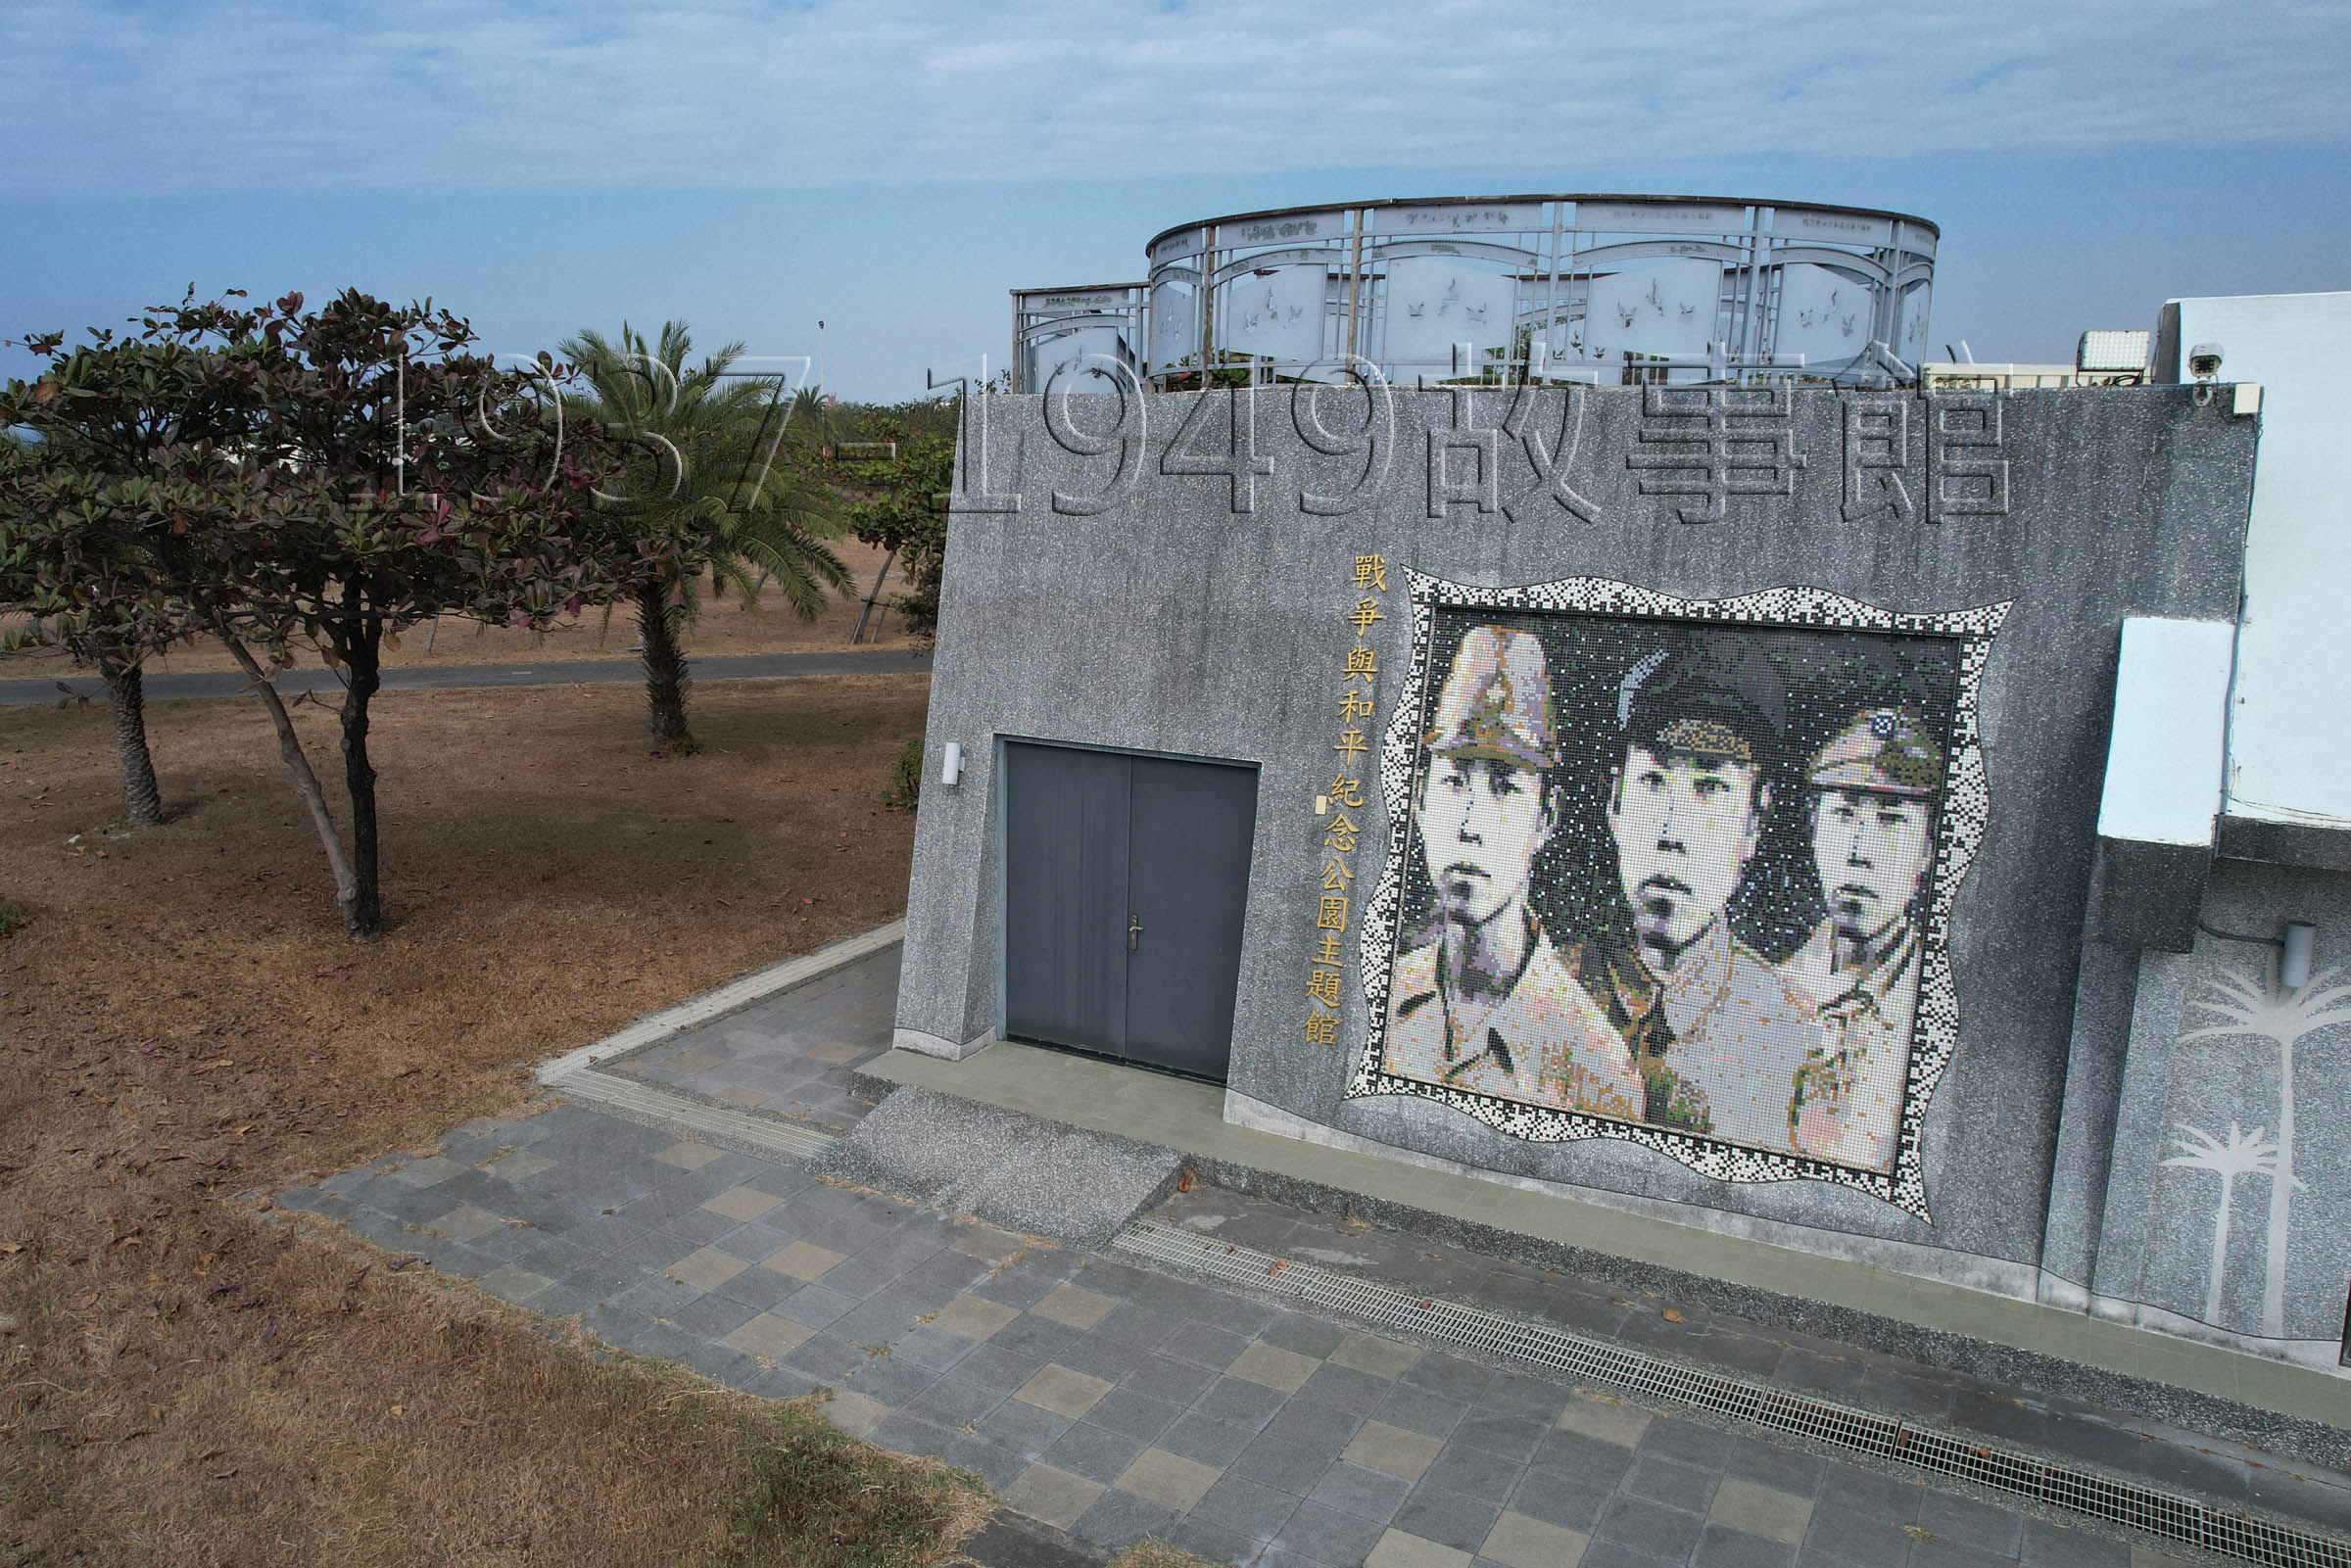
[275,945,2347,1568]
[0,646,932,706]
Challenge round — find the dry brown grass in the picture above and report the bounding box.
[0,673,959,1565]
[0,546,921,681]
[1108,1541,1225,1568]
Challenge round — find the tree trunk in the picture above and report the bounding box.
[337,621,386,940]
[96,653,165,827]
[217,630,361,931]
[636,580,696,756]
[850,548,896,644]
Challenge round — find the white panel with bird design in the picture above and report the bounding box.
[1775,262,1872,373]
[1380,258,1516,375]
[1571,258,1721,368]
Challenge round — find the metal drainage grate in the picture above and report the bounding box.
[1110,1222,2351,1568]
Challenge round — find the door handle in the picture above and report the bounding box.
[1128,914,1142,952]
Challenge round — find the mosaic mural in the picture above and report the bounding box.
[1347,574,2009,1217]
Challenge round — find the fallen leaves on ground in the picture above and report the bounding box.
[0,673,950,1565]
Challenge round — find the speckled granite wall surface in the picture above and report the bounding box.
[897,382,2259,1305]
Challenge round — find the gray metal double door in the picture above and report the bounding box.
[1002,741,1259,1081]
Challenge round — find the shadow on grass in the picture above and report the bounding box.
[725,1395,991,1568]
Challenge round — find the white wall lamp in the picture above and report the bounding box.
[2283,922,2317,991]
[2196,917,2320,992]
[939,740,963,789]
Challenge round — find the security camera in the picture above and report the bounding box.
[2188,342,2224,381]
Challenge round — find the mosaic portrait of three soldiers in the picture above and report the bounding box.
[1381,608,1962,1178]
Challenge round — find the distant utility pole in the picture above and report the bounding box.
[818,319,827,394]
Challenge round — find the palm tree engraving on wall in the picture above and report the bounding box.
[2160,1121,2292,1322]
[2177,965,2351,1337]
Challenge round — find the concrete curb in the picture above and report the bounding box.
[534,921,902,1164]
[538,920,903,1081]
[1171,1150,2351,1478]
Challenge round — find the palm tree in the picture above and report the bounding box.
[558,322,848,755]
[2177,966,2351,1336]
[717,386,846,603]
[2160,1121,2290,1323]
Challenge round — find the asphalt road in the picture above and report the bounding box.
[0,647,933,706]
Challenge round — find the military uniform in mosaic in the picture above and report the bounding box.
[1563,925,1820,1152]
[1383,626,1644,1117]
[1784,705,1943,1171]
[1566,637,1816,1153]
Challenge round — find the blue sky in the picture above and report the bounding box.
[3,1,2345,401]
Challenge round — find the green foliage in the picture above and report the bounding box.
[559,321,851,623]
[883,737,922,810]
[829,404,955,641]
[1151,352,1255,392]
[3,289,627,671]
[0,897,28,937]
[560,322,853,755]
[1,288,639,935]
[0,301,261,673]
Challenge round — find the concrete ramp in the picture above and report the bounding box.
[809,1086,1184,1248]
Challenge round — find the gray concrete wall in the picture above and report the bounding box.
[2080,859,2351,1362]
[898,381,2258,1294]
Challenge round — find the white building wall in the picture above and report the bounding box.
[2167,293,2351,830]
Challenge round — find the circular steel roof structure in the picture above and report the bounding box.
[1131,193,1938,389]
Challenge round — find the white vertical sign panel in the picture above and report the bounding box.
[1574,257,1721,364]
[1774,262,1871,369]
[1223,264,1327,366]
[1149,281,1195,373]
[1034,324,1132,391]
[2174,292,2351,826]
[2096,618,2234,846]
[1380,258,1514,372]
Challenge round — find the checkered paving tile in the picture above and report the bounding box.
[274,945,2291,1568]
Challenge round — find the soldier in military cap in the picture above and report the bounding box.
[1384,625,1643,1117]
[1785,705,1944,1171]
[1562,635,1818,1152]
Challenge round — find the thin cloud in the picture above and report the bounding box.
[3,0,2344,198]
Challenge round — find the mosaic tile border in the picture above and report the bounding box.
[1343,573,2011,1219]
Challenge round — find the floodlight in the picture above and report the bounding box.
[2077,330,2149,375]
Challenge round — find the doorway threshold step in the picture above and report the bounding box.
[806,1086,1184,1248]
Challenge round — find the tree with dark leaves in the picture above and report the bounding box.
[10,289,633,940]
[0,307,263,825]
